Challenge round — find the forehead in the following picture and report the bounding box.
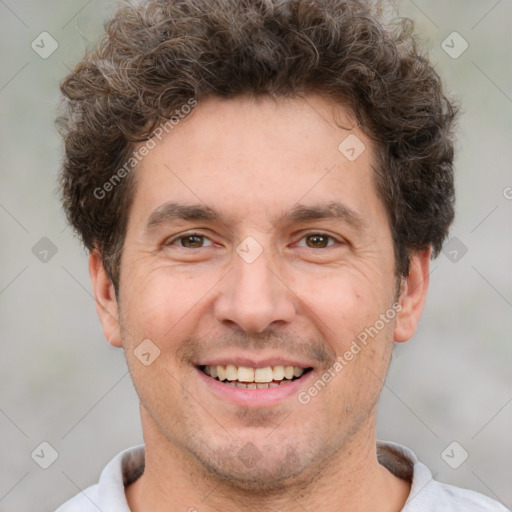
[129,95,383,228]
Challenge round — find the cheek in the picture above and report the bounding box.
[292,268,391,351]
[119,263,221,346]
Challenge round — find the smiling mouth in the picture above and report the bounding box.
[199,364,313,389]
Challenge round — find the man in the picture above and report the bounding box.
[55,0,508,510]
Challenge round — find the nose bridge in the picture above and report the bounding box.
[214,240,295,333]
[236,249,274,299]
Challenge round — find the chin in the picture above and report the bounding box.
[186,437,320,491]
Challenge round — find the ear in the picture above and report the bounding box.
[89,251,122,347]
[394,248,431,343]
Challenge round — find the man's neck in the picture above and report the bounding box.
[125,416,410,512]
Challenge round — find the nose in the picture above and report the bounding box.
[214,248,296,333]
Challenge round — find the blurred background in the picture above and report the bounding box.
[0,0,511,510]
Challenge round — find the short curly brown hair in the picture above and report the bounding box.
[58,0,458,290]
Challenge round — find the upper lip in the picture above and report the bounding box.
[195,355,314,369]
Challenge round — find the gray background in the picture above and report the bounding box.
[0,0,511,510]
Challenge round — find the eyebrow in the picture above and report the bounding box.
[144,200,366,234]
[144,202,222,233]
[280,202,366,231]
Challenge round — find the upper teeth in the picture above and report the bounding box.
[204,364,305,382]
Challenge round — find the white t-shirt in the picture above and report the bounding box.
[55,441,509,511]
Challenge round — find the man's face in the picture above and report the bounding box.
[105,95,405,486]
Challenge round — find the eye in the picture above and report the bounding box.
[297,233,337,249]
[170,233,214,248]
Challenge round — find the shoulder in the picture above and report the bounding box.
[377,441,509,512]
[411,479,510,512]
[54,445,145,512]
[54,484,101,512]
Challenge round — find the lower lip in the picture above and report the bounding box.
[195,367,315,408]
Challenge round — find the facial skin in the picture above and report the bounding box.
[90,95,430,512]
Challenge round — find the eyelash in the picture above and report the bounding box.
[167,232,214,248]
[166,231,341,249]
[295,232,339,248]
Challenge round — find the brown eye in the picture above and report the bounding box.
[181,235,204,248]
[177,235,207,248]
[305,234,332,248]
